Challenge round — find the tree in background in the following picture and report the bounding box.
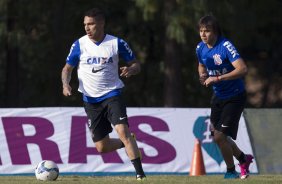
[0,0,281,108]
[3,0,20,107]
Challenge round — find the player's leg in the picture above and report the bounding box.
[84,101,124,153]
[227,137,253,178]
[220,92,253,179]
[227,137,248,164]
[106,96,140,159]
[115,124,139,159]
[114,124,145,180]
[108,96,146,180]
[94,134,124,153]
[210,95,238,179]
[224,130,253,179]
[213,130,238,179]
[213,131,234,168]
[219,97,242,165]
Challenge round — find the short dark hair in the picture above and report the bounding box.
[198,15,222,36]
[84,8,105,22]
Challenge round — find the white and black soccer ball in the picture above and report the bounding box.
[35,160,59,181]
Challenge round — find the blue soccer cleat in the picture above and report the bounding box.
[224,171,239,179]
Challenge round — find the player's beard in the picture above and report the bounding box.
[88,30,104,42]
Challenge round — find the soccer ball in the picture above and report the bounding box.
[35,160,59,181]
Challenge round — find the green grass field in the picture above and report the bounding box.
[1,175,282,184]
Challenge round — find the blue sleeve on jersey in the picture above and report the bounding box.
[66,40,81,66]
[118,38,135,62]
[222,39,241,63]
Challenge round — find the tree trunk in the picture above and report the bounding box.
[163,0,183,107]
[5,0,19,107]
[51,0,66,106]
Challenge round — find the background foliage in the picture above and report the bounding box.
[0,0,281,108]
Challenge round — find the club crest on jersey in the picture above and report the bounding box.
[213,54,222,65]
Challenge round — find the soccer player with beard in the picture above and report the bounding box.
[61,8,145,180]
[196,15,253,179]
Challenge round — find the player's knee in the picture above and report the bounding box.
[213,131,226,145]
[95,143,108,153]
[118,132,131,146]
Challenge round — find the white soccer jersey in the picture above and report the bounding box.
[66,34,135,99]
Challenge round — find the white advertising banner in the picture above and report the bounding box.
[0,108,258,175]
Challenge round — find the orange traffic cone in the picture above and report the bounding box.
[189,139,206,176]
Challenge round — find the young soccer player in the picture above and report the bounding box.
[196,15,253,179]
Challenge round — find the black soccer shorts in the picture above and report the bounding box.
[210,91,246,140]
[84,95,128,142]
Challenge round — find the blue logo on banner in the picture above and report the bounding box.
[193,116,223,165]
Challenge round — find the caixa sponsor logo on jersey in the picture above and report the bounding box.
[86,57,113,64]
[208,68,228,76]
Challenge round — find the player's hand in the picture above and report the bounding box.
[63,85,72,96]
[204,76,219,87]
[120,66,132,78]
[199,73,208,85]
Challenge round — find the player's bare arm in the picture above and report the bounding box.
[198,63,208,85]
[202,59,248,87]
[218,58,248,81]
[120,59,141,78]
[61,63,74,96]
